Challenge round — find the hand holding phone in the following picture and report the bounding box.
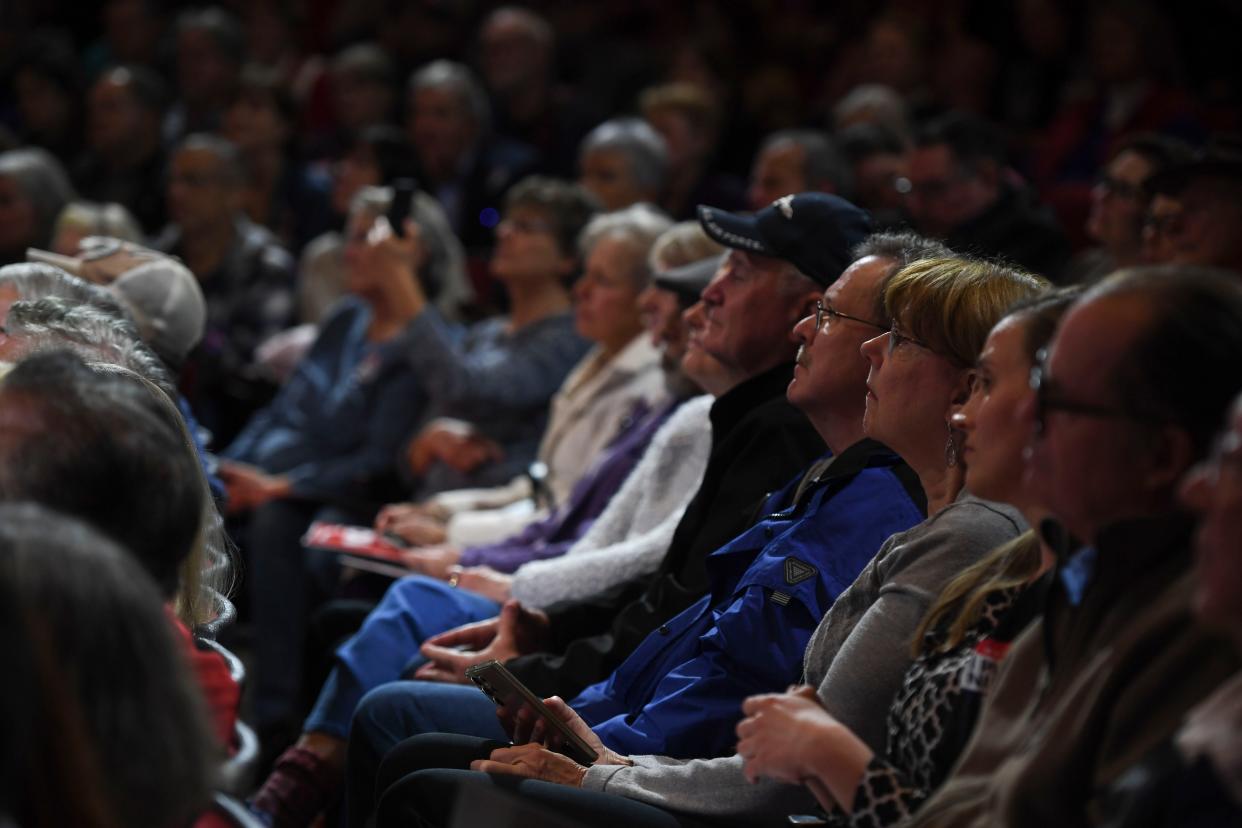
[465,660,599,765]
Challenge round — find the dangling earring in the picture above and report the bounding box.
[945,421,961,468]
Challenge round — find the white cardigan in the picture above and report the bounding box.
[510,394,713,609]
[438,334,667,545]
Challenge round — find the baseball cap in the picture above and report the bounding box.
[27,237,206,364]
[653,254,723,304]
[696,193,872,287]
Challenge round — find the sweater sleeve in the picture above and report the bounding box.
[397,310,584,411]
[510,399,712,608]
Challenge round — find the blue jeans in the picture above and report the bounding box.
[303,576,502,739]
[346,681,505,827]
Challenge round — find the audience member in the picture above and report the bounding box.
[0,502,214,828]
[248,222,719,828]
[640,82,746,220]
[0,148,76,266]
[166,7,246,144]
[220,187,441,749]
[379,203,669,551]
[909,265,1242,826]
[74,65,170,235]
[0,350,240,748]
[906,112,1069,280]
[836,122,911,229]
[156,133,297,445]
[312,43,399,161]
[297,126,432,324]
[577,118,669,212]
[477,7,597,178]
[1102,393,1242,827]
[405,60,539,258]
[362,177,593,504]
[1145,144,1242,273]
[748,129,852,210]
[1067,133,1192,282]
[223,66,334,253]
[9,37,83,167]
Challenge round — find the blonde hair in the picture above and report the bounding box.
[912,529,1042,656]
[884,256,1048,367]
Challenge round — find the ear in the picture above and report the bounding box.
[949,368,976,407]
[1142,424,1198,495]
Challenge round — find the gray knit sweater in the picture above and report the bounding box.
[581,493,1025,825]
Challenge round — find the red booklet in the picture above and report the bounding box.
[302,522,408,578]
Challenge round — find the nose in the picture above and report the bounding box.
[860,331,887,367]
[792,312,817,346]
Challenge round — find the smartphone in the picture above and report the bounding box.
[387,178,417,237]
[465,660,599,765]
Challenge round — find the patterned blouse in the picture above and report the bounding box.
[827,577,1047,827]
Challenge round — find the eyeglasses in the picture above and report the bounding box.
[814,299,887,335]
[886,323,935,355]
[1028,350,1165,435]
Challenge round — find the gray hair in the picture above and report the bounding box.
[0,263,130,320]
[0,148,77,250]
[758,129,853,200]
[578,204,674,289]
[175,6,244,62]
[4,296,176,398]
[580,118,669,194]
[174,132,244,186]
[832,83,910,137]
[350,185,471,312]
[408,60,491,136]
[331,42,395,84]
[852,230,955,323]
[1,303,235,628]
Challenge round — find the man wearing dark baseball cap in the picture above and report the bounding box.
[697,192,873,286]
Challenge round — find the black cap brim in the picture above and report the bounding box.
[697,205,774,256]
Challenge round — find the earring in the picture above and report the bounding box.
[945,421,961,468]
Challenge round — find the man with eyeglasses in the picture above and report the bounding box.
[909,265,1242,828]
[905,112,1069,283]
[1144,144,1242,275]
[1067,133,1191,283]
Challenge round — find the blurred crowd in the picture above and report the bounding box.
[1,1,1242,827]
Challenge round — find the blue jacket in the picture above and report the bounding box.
[569,439,926,759]
[222,297,425,505]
